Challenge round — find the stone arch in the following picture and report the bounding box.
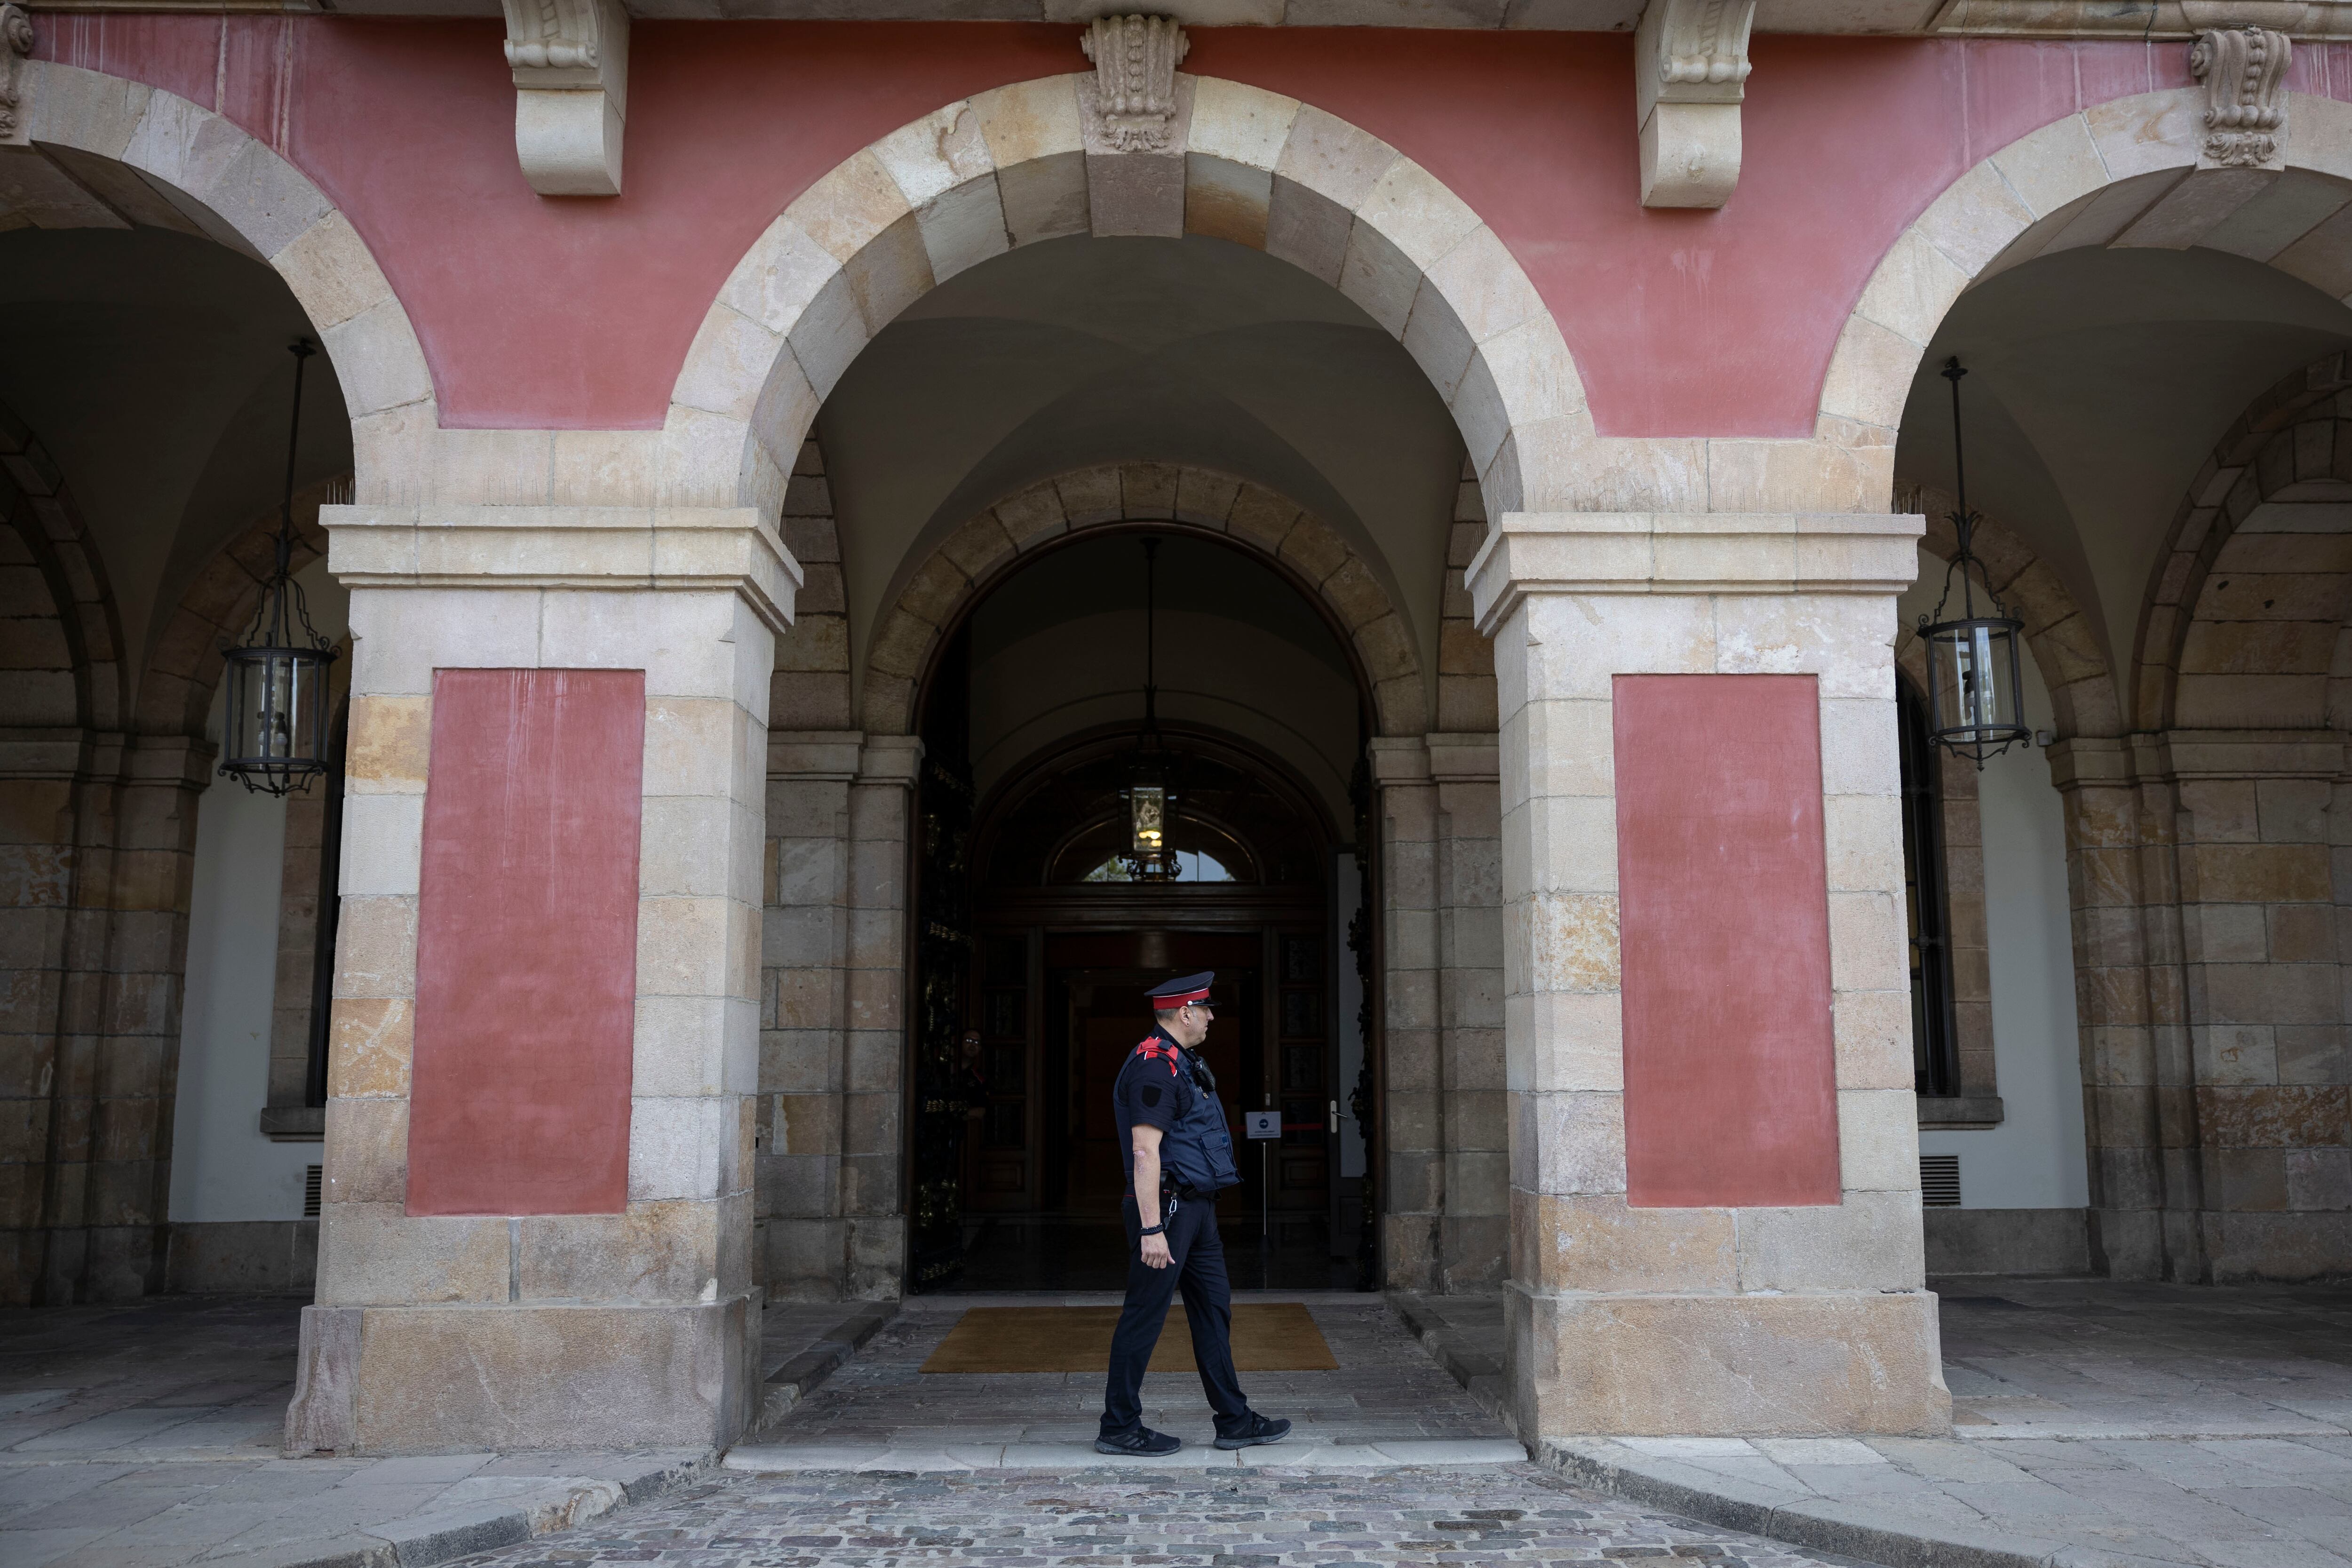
[18,60,438,496]
[0,400,124,734]
[2134,351,2352,733]
[1821,89,2352,452]
[667,74,1585,527]
[864,462,1424,740]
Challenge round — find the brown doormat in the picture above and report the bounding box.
[919,1304,1338,1374]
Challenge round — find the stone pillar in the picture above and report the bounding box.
[1371,738,1440,1289]
[760,730,858,1299]
[844,737,915,1297]
[2055,729,2350,1282]
[287,502,796,1455]
[1470,511,1950,1439]
[1432,735,1507,1292]
[0,732,207,1304]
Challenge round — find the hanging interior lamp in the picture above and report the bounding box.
[1918,357,2029,770]
[218,340,338,796]
[1123,537,1177,881]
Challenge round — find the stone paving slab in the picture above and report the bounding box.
[0,1295,880,1568]
[451,1461,1869,1566]
[1396,1277,2352,1568]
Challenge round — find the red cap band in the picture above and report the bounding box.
[1153,987,1212,1008]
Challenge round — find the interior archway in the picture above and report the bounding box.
[908,524,1372,1293]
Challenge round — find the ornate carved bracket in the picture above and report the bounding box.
[2189,24,2291,168]
[502,0,628,197]
[1080,13,1189,154]
[1636,0,1754,209]
[1,3,34,148]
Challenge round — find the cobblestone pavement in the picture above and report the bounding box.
[455,1463,1851,1567]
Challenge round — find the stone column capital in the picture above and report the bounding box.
[856,734,924,787]
[323,504,801,635]
[1367,735,1431,787]
[1467,511,1924,637]
[769,730,865,782]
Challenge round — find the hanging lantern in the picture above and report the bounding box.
[1121,537,1179,881]
[1918,358,2029,770]
[219,341,338,796]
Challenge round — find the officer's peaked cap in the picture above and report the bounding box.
[1146,971,1215,1009]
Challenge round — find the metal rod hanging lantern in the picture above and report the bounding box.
[1919,357,2030,770]
[218,340,338,796]
[1124,537,1176,880]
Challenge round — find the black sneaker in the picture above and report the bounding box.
[1213,1413,1292,1450]
[1094,1425,1183,1457]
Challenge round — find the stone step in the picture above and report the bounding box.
[723,1436,1531,1472]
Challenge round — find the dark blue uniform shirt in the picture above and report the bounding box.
[1112,1025,1240,1196]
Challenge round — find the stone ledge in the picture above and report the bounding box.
[1916,1093,2004,1129]
[322,504,802,635]
[1467,511,1926,635]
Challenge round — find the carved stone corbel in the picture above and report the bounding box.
[1,3,34,149]
[1636,0,1754,210]
[2189,24,2291,169]
[1080,14,1188,155]
[1078,14,1191,238]
[502,0,628,197]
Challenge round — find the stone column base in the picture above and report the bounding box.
[1507,1283,1951,1437]
[285,1293,760,1455]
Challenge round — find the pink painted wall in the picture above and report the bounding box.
[408,668,643,1217]
[1613,674,1839,1208]
[34,17,2352,436]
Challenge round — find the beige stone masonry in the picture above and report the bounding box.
[1469,510,1947,1439]
[288,499,793,1454]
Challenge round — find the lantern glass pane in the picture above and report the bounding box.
[1925,617,2024,742]
[1130,785,1165,853]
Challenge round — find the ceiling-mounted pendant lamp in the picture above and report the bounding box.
[218,340,337,796]
[1918,357,2030,770]
[1124,537,1177,882]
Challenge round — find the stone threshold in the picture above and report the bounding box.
[724,1437,1532,1472]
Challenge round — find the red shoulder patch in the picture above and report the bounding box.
[1134,1037,1181,1076]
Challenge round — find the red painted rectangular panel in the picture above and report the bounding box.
[408,669,644,1216]
[1614,675,1840,1208]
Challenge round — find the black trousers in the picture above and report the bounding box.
[1099,1191,1251,1439]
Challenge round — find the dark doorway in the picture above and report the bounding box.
[931,740,1358,1292]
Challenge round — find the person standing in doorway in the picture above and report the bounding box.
[1095,971,1292,1457]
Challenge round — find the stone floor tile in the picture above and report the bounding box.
[0,1527,117,1568]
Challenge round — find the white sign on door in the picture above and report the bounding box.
[1245,1110,1281,1140]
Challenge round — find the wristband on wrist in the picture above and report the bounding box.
[1138,1224,1164,1236]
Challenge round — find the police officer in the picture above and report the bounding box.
[1095,971,1292,1457]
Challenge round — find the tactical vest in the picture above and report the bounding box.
[1116,1035,1240,1195]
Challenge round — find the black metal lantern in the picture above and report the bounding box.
[219,341,337,796]
[1918,358,2029,770]
[1122,537,1178,881]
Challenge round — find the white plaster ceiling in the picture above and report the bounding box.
[966,531,1359,823]
[1898,245,2352,723]
[0,227,354,708]
[816,233,1465,721]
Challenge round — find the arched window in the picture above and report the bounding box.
[1898,675,1960,1097]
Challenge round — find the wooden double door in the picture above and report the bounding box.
[961,917,1335,1225]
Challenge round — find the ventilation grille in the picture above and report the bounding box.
[303,1165,323,1218]
[1920,1154,1961,1208]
